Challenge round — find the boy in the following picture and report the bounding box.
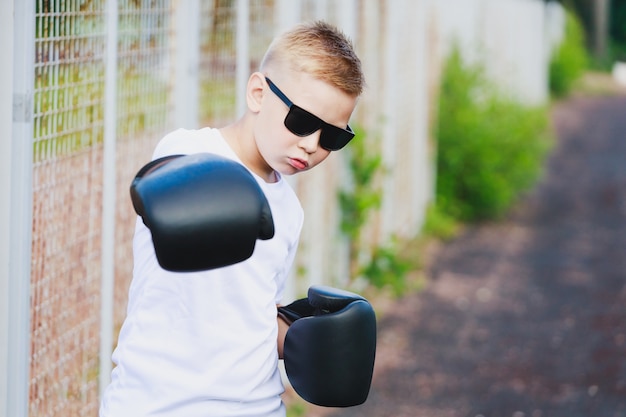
[100,20,365,417]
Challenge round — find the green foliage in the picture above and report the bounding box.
[421,204,458,241]
[338,126,383,241]
[435,46,552,222]
[611,0,626,52]
[199,78,237,124]
[549,8,589,97]
[33,64,169,163]
[338,127,410,294]
[359,239,412,296]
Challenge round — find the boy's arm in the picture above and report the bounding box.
[277,309,289,359]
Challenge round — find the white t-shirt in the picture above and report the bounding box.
[100,128,304,417]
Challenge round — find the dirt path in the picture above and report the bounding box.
[316,94,626,417]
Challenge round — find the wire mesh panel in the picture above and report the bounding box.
[30,0,175,416]
[31,1,107,416]
[113,0,174,335]
[249,0,275,69]
[198,0,237,126]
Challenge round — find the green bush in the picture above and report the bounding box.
[435,47,552,222]
[549,8,589,97]
[359,240,412,296]
[338,126,383,244]
[338,126,411,295]
[421,204,458,241]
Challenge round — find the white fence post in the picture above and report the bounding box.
[380,0,404,240]
[1,1,15,415]
[100,0,119,399]
[175,0,200,128]
[313,0,328,18]
[9,0,35,416]
[338,0,358,40]
[274,0,301,35]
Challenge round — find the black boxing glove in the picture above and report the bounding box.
[130,153,274,272]
[279,286,377,407]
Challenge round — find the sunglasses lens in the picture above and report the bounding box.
[284,106,321,136]
[320,127,355,151]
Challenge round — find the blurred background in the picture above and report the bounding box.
[1,0,624,416]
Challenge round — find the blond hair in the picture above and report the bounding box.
[260,21,365,96]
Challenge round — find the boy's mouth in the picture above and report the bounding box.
[289,158,309,170]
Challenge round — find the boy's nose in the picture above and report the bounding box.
[297,130,321,153]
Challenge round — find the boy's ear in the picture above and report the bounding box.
[246,72,265,113]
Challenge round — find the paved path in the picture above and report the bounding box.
[321,95,626,417]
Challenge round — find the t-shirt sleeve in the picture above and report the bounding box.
[152,128,212,160]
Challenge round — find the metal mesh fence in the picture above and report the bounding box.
[31,1,175,415]
[117,0,172,140]
[249,0,275,70]
[198,0,237,126]
[31,1,106,416]
[113,0,174,333]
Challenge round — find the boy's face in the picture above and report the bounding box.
[253,71,357,177]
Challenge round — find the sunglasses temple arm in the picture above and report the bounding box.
[266,78,294,107]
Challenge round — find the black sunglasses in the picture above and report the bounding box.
[265,77,354,151]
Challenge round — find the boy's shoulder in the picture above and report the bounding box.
[152,127,226,160]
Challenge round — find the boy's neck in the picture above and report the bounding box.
[220,122,277,184]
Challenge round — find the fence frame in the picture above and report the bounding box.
[6,1,36,416]
[99,0,119,400]
[174,0,200,128]
[1,2,15,415]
